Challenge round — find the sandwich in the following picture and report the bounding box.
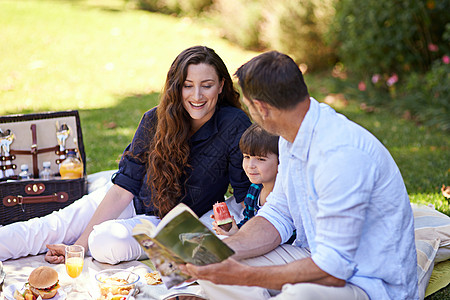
[26,266,60,299]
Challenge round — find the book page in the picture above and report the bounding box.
[132,203,197,237]
[132,219,157,237]
[133,233,190,288]
[155,203,198,235]
[155,210,234,265]
[133,203,234,288]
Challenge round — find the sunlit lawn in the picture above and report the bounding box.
[1,0,448,212]
[0,0,259,171]
[1,0,449,298]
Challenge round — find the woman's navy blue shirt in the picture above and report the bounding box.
[111,105,252,218]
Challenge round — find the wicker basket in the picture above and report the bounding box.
[0,111,88,226]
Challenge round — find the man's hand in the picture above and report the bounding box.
[183,258,251,286]
[45,244,67,264]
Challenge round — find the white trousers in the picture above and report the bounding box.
[0,170,244,265]
[0,171,159,264]
[198,245,369,300]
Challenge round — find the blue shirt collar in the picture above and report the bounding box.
[290,97,319,161]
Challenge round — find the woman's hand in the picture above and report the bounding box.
[211,215,239,236]
[45,244,67,264]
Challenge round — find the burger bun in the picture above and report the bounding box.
[28,266,59,299]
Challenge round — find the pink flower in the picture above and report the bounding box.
[371,74,381,84]
[358,81,366,91]
[443,55,450,64]
[428,43,439,52]
[386,74,399,87]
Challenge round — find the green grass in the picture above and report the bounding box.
[0,0,259,172]
[0,0,259,114]
[0,1,449,296]
[1,0,448,210]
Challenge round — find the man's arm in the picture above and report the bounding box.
[224,216,281,260]
[185,257,345,290]
[184,216,345,289]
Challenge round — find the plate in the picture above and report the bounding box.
[0,269,5,285]
[3,283,67,300]
[0,261,5,285]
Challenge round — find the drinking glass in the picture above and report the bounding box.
[65,245,84,292]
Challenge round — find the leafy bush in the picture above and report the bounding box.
[209,0,337,69]
[331,0,450,76]
[332,0,450,131]
[209,0,265,50]
[398,59,450,131]
[260,0,336,71]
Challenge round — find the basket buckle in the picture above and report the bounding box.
[17,195,25,212]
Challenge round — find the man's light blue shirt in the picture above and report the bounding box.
[258,98,418,299]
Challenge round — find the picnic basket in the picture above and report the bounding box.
[0,110,88,226]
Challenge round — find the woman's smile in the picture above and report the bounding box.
[189,101,207,108]
[182,63,224,132]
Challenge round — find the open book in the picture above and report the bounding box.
[132,203,235,289]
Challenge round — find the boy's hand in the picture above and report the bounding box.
[211,215,239,236]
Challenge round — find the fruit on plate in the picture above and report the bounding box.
[13,289,36,300]
[213,202,233,231]
[110,296,126,300]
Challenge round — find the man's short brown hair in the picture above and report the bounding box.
[234,51,309,109]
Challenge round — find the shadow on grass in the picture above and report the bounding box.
[56,0,134,14]
[79,92,160,174]
[426,285,450,300]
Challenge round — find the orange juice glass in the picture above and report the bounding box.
[66,256,84,278]
[65,245,84,292]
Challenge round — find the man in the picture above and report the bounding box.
[183,51,418,299]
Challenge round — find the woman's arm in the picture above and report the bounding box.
[226,111,252,203]
[75,184,134,249]
[45,184,134,263]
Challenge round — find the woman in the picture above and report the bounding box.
[0,46,251,264]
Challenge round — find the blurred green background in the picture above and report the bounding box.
[0,0,449,298]
[0,0,448,211]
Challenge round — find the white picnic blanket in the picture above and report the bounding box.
[0,170,244,300]
[0,253,208,300]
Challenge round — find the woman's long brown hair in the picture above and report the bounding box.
[148,46,242,218]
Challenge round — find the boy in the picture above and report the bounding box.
[212,123,279,236]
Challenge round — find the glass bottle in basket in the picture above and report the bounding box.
[59,151,83,179]
[18,164,31,180]
[40,161,53,180]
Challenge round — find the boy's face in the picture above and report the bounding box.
[242,153,278,185]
